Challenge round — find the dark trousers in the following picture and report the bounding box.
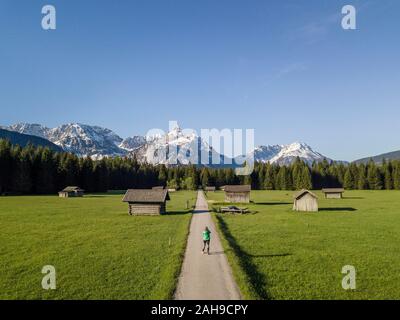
[202,240,210,253]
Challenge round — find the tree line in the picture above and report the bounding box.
[1,139,400,195]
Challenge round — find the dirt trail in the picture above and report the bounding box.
[174,191,241,300]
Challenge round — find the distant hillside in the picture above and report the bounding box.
[354,150,400,164]
[0,128,63,152]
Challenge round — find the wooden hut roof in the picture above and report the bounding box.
[122,189,170,203]
[224,185,251,193]
[152,186,165,190]
[61,186,84,192]
[293,189,318,200]
[322,188,345,193]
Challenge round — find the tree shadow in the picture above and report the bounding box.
[247,253,292,258]
[343,197,364,199]
[164,210,192,216]
[319,207,357,212]
[255,202,292,206]
[209,250,227,255]
[85,195,107,198]
[193,209,209,214]
[215,215,272,300]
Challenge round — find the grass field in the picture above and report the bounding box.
[0,191,196,299]
[206,190,400,300]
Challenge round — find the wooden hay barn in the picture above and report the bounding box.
[224,185,251,203]
[293,189,318,212]
[122,189,170,215]
[204,186,216,192]
[58,186,84,198]
[322,188,345,199]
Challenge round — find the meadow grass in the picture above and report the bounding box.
[0,191,196,299]
[207,190,400,300]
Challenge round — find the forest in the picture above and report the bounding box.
[1,139,400,195]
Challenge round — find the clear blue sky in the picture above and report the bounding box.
[0,0,399,161]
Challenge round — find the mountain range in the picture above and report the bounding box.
[0,122,369,165]
[0,128,63,152]
[354,150,400,164]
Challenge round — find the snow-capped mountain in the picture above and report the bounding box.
[6,123,141,158]
[129,125,226,166]
[5,122,337,165]
[252,142,332,165]
[119,136,146,151]
[8,123,50,139]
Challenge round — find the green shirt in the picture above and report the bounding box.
[203,230,211,241]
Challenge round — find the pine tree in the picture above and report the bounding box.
[80,157,94,192]
[158,165,167,186]
[367,161,382,190]
[357,164,368,190]
[13,146,33,194]
[383,161,393,190]
[257,165,265,190]
[35,148,56,194]
[392,162,400,190]
[0,139,12,194]
[264,164,275,190]
[300,166,312,190]
[344,167,354,190]
[200,168,210,187]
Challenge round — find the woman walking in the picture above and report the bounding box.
[202,226,211,255]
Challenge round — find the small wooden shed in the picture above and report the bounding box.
[293,189,318,212]
[224,185,251,203]
[204,186,216,192]
[322,188,344,199]
[122,189,170,215]
[58,186,84,198]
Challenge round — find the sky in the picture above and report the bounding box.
[0,0,399,161]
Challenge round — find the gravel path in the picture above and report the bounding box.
[174,191,241,300]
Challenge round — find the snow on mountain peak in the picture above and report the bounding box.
[4,122,338,165]
[8,123,50,138]
[253,142,330,165]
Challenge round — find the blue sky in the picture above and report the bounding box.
[0,0,399,161]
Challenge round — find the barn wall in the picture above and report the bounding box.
[293,194,318,212]
[225,192,250,203]
[59,192,75,198]
[325,193,342,199]
[128,203,162,215]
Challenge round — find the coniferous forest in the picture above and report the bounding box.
[1,139,400,195]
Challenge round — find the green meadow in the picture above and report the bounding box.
[207,190,400,300]
[0,191,196,299]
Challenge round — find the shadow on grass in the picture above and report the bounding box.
[85,195,108,198]
[343,197,364,199]
[193,209,209,214]
[247,253,292,258]
[164,210,192,216]
[255,202,292,206]
[215,215,272,300]
[319,207,357,212]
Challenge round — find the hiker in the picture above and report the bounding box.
[202,226,211,254]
